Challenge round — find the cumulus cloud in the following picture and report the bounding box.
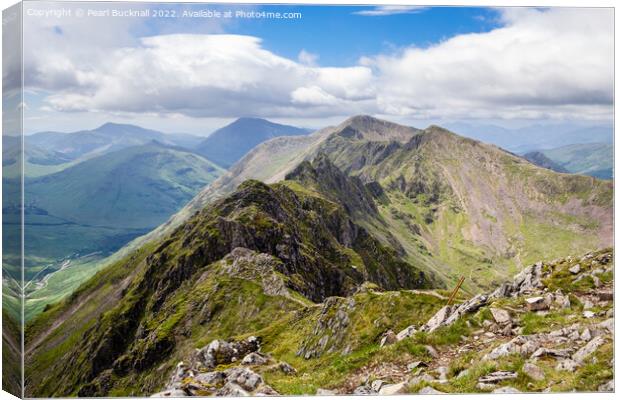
[26,8,613,122]
[365,7,613,120]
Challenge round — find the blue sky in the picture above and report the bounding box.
[16,3,613,134]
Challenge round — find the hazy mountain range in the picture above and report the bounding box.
[195,117,311,168]
[524,143,613,180]
[23,116,612,397]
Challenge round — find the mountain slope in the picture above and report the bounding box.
[24,116,613,397]
[7,123,206,178]
[308,122,612,291]
[101,116,613,294]
[541,143,612,180]
[196,118,310,168]
[25,166,431,397]
[522,151,569,173]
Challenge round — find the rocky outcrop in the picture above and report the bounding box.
[152,338,282,397]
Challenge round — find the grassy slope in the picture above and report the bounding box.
[14,143,224,318]
[541,143,612,179]
[25,178,430,396]
[318,126,612,292]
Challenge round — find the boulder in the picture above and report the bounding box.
[478,371,518,384]
[370,380,385,392]
[316,389,337,395]
[598,380,614,392]
[530,347,571,359]
[215,382,249,397]
[525,297,548,311]
[523,362,544,381]
[425,345,439,358]
[380,330,397,347]
[241,352,268,366]
[378,381,408,395]
[424,306,453,332]
[277,362,297,375]
[396,325,417,341]
[409,373,434,386]
[225,368,263,392]
[573,336,606,364]
[583,311,595,319]
[598,318,614,334]
[195,371,226,386]
[418,386,445,394]
[407,361,428,372]
[492,387,520,393]
[555,359,579,372]
[151,390,188,397]
[197,337,260,369]
[254,384,279,396]
[490,308,512,325]
[569,264,581,274]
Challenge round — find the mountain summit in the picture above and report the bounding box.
[196,118,310,168]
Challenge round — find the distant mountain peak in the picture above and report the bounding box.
[333,115,419,143]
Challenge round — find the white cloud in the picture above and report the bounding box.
[25,8,613,123]
[366,8,613,121]
[298,49,319,66]
[354,6,428,17]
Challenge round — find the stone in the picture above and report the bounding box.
[478,371,518,384]
[530,347,571,359]
[407,361,428,372]
[425,345,439,358]
[490,308,512,325]
[598,318,614,334]
[573,336,606,364]
[598,380,614,392]
[583,310,595,319]
[353,385,372,395]
[371,380,385,392]
[582,299,594,309]
[435,366,448,382]
[555,359,579,372]
[456,369,469,379]
[378,382,407,395]
[526,297,548,311]
[380,330,397,347]
[254,384,279,396]
[409,373,434,386]
[215,382,250,397]
[241,352,268,366]
[523,362,545,381]
[554,290,571,309]
[151,390,188,397]
[197,337,260,369]
[598,291,613,301]
[424,306,452,332]
[316,389,337,395]
[569,264,581,274]
[396,325,417,341]
[225,368,263,392]
[475,382,496,391]
[195,371,226,386]
[418,386,445,394]
[492,387,520,393]
[580,328,592,341]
